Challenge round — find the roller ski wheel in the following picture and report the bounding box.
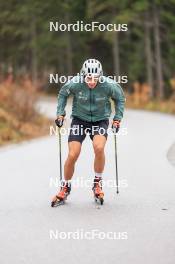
[51,196,66,207]
[94,193,104,205]
[51,183,71,207]
[92,178,104,206]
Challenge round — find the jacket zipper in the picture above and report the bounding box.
[89,89,92,122]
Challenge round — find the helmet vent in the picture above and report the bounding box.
[81,59,103,77]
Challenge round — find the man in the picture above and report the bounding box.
[52,58,125,205]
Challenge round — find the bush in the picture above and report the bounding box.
[0,78,38,122]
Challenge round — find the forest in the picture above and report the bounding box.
[0,0,175,99]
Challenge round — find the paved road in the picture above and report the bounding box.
[0,99,175,264]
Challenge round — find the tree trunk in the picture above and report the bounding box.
[144,11,154,98]
[31,15,38,86]
[112,31,120,77]
[65,13,73,76]
[153,3,164,99]
[58,49,64,75]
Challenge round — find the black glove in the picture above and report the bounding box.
[112,120,120,133]
[55,118,64,128]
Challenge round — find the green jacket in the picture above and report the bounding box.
[57,76,125,122]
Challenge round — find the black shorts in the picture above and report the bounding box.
[68,117,109,144]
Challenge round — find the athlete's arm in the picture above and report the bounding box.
[56,80,74,118]
[111,83,125,121]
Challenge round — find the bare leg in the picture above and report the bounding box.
[64,141,81,181]
[93,135,107,173]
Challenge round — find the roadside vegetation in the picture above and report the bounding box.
[126,81,175,114]
[0,75,50,146]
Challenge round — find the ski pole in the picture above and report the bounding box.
[58,127,62,182]
[114,132,119,194]
[55,118,64,182]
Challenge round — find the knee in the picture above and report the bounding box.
[68,151,79,162]
[94,144,104,156]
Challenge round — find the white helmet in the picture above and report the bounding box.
[81,59,103,77]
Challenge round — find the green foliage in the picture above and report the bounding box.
[0,0,175,97]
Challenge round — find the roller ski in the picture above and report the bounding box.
[92,178,104,205]
[51,182,71,207]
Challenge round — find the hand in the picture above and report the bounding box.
[55,116,64,127]
[112,120,120,133]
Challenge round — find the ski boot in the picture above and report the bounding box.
[92,178,104,205]
[51,182,71,207]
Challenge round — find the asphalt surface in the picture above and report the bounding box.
[167,143,175,167]
[0,98,175,264]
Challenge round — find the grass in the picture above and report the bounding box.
[0,107,51,146]
[0,81,51,146]
[126,94,175,115]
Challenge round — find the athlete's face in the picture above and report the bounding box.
[85,76,99,89]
